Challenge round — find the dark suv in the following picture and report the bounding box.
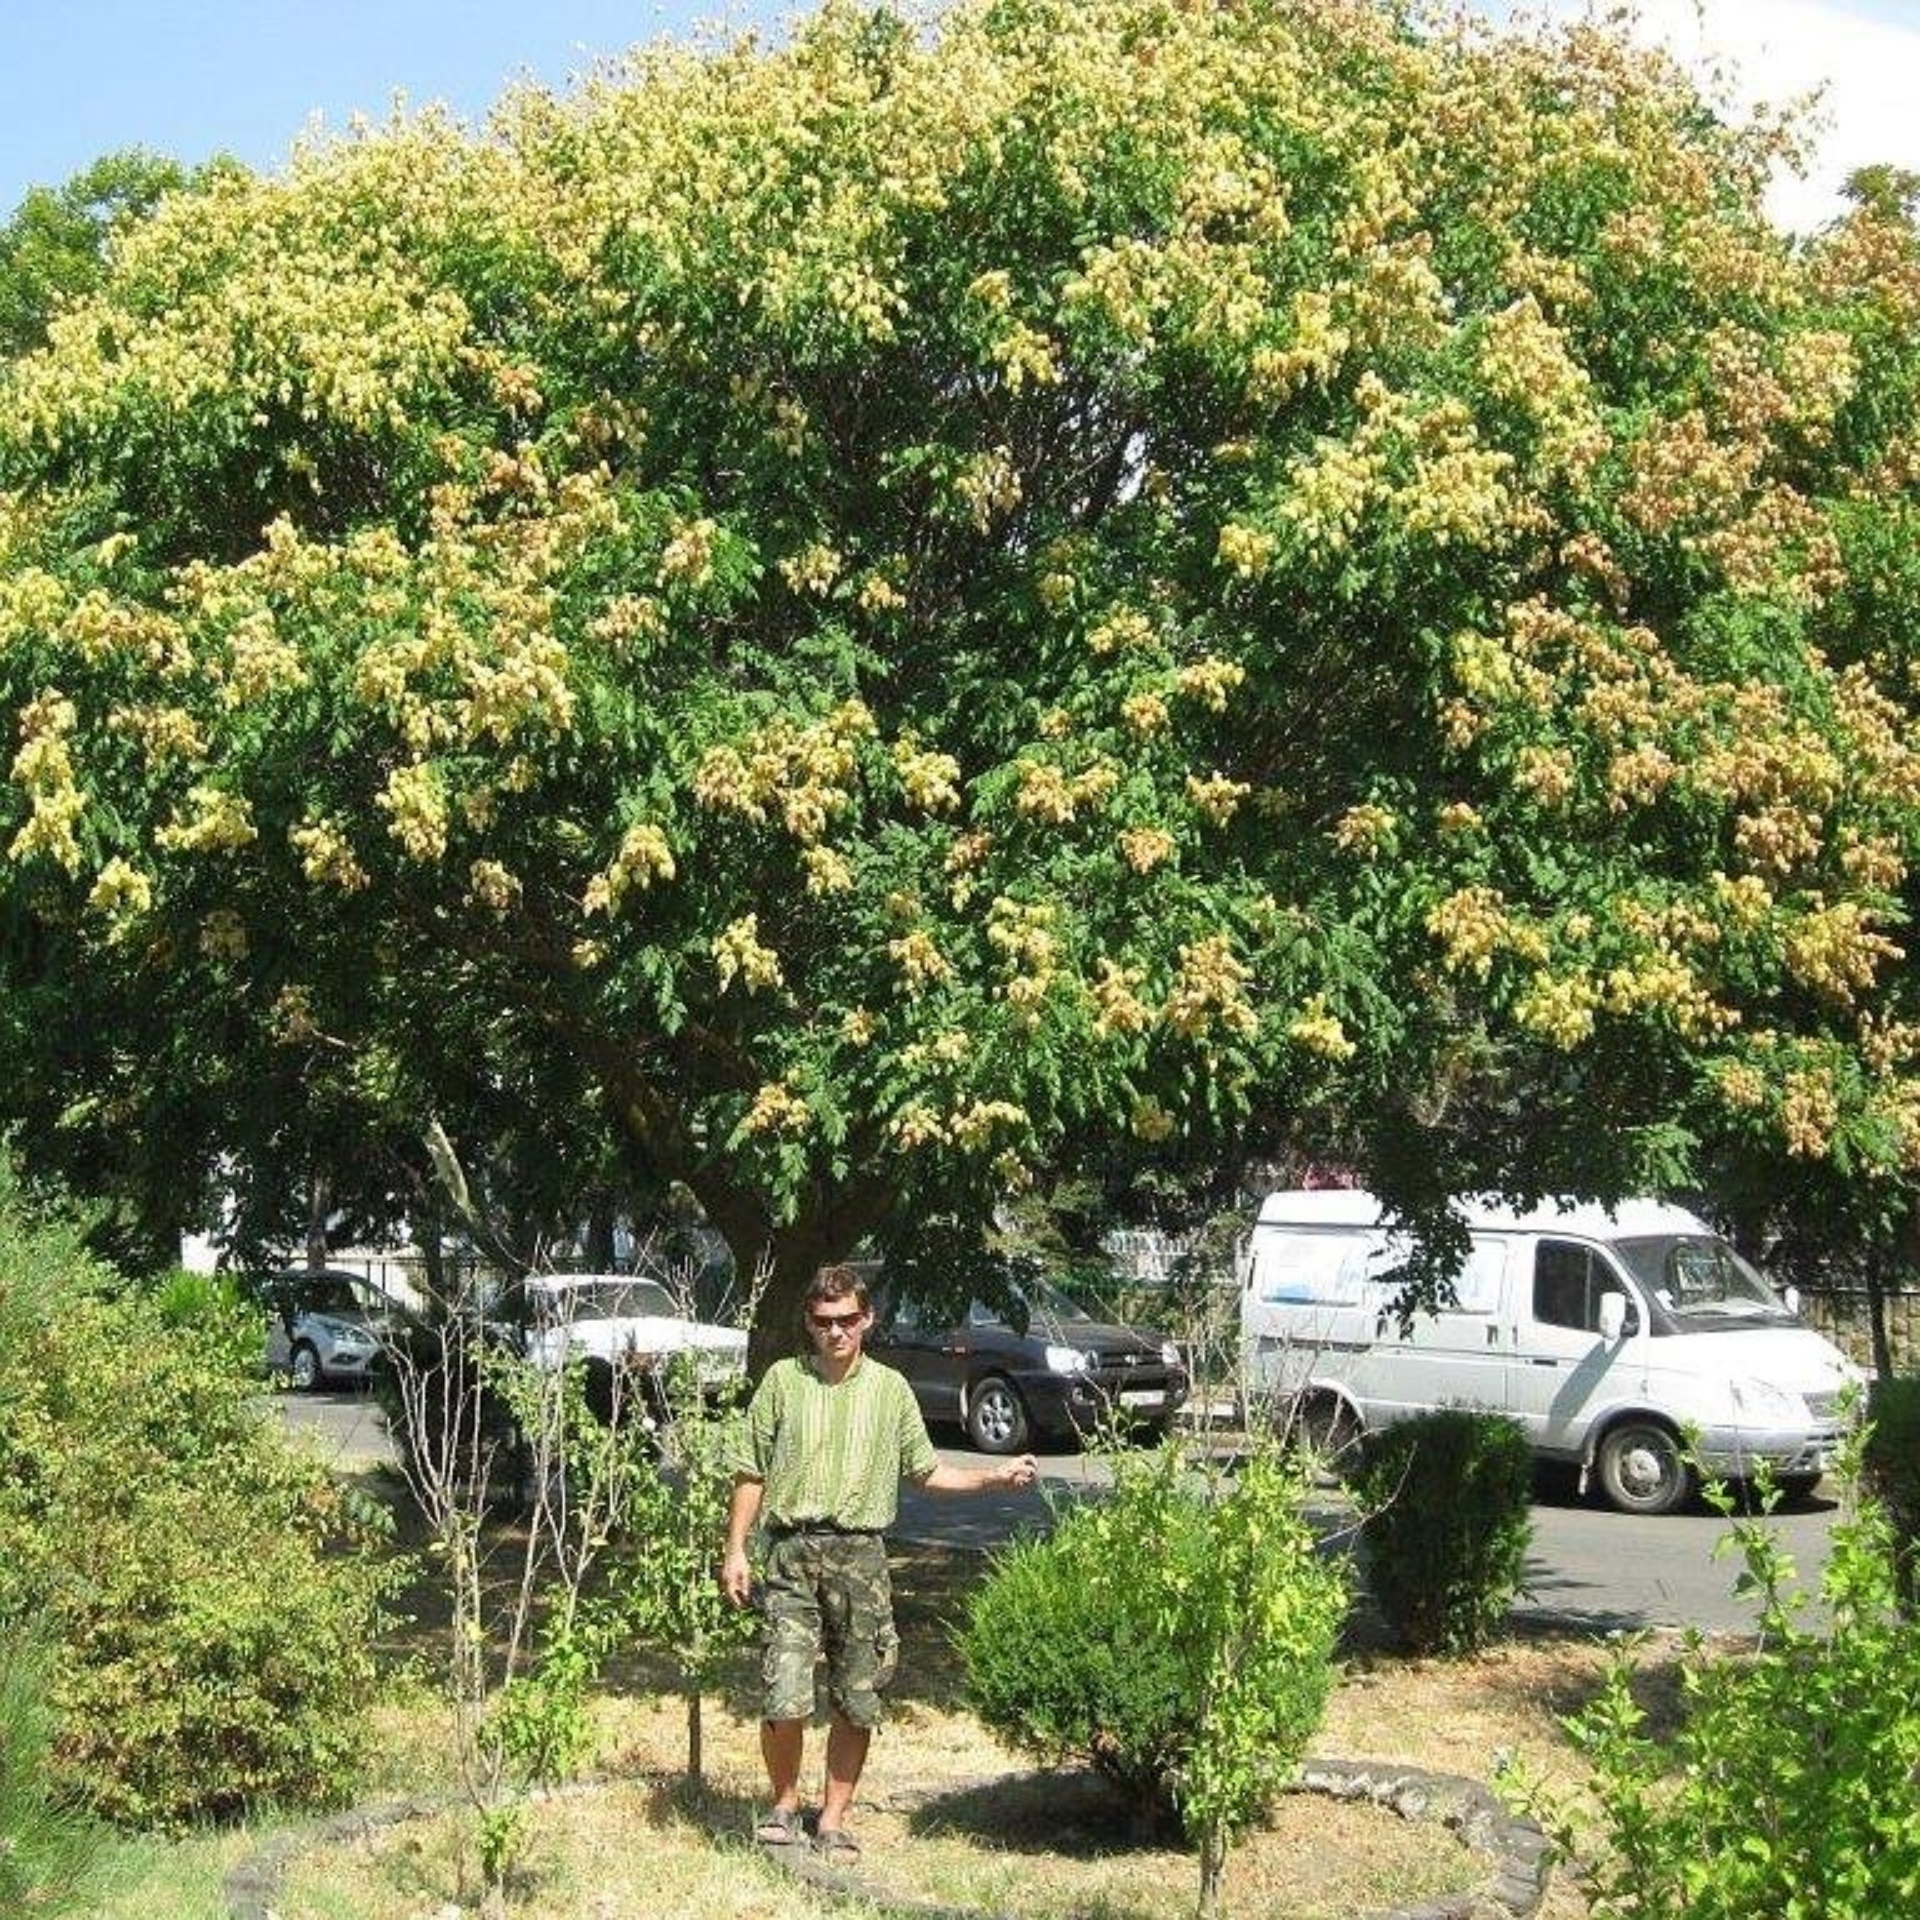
[868,1277,1188,1453]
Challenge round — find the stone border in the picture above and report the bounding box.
[751,1758,1551,1920]
[226,1757,1550,1920]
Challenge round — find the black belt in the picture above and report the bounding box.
[770,1520,880,1537]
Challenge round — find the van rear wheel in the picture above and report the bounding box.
[1290,1394,1360,1482]
[1595,1420,1691,1516]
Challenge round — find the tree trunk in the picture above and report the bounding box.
[306,1172,330,1270]
[1197,1827,1225,1918]
[686,1686,703,1792]
[1865,1244,1895,1384]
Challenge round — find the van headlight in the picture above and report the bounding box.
[1161,1341,1182,1369]
[1044,1344,1090,1375]
[1730,1377,1805,1424]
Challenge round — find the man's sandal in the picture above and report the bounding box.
[755,1806,805,1845]
[813,1827,862,1863]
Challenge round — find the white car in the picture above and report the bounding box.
[519,1272,747,1417]
[262,1269,396,1391]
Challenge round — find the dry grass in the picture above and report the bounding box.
[261,1516,1689,1920]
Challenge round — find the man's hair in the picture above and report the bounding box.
[804,1264,871,1314]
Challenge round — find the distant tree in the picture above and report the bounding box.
[0,148,208,357]
[4,3,1920,1363]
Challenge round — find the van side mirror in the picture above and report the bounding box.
[1597,1292,1628,1342]
[1782,1284,1801,1317]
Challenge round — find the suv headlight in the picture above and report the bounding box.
[1043,1344,1090,1375]
[1160,1341,1182,1369]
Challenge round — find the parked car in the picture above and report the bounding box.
[262,1268,397,1392]
[868,1276,1189,1453]
[516,1272,748,1420]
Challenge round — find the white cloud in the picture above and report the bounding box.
[1498,1,1920,231]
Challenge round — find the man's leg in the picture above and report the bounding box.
[761,1717,806,1814]
[817,1715,871,1836]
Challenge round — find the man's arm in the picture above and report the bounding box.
[721,1473,765,1606]
[919,1455,1039,1494]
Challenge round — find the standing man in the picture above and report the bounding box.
[721,1263,1037,1860]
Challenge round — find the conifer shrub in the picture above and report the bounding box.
[1353,1409,1533,1655]
[0,1635,109,1917]
[0,1181,401,1828]
[960,1442,1347,1892]
[1862,1375,1920,1616]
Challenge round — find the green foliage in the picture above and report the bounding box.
[0,1185,401,1829]
[603,1354,758,1788]
[0,148,193,356]
[1354,1410,1534,1656]
[1513,1429,1920,1919]
[0,1635,110,1918]
[961,1441,1347,1908]
[1863,1375,1920,1615]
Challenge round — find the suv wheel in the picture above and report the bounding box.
[288,1341,323,1393]
[965,1375,1030,1454]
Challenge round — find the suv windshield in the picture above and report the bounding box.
[972,1278,1095,1327]
[1612,1235,1790,1324]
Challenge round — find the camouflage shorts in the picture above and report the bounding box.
[759,1530,898,1729]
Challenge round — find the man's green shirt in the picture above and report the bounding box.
[735,1353,938,1531]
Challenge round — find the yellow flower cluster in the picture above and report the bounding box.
[954,448,1021,529]
[155,782,258,856]
[892,740,962,813]
[1783,900,1902,1005]
[1118,825,1176,873]
[1086,607,1157,656]
[200,908,249,961]
[1164,934,1257,1041]
[1185,773,1249,826]
[887,927,951,992]
[1216,522,1276,578]
[1780,1067,1840,1160]
[657,514,719,587]
[467,859,521,915]
[8,691,84,871]
[1425,885,1526,979]
[86,855,153,925]
[375,763,448,863]
[803,846,854,896]
[1089,958,1152,1038]
[777,541,844,596]
[1331,803,1396,856]
[583,822,676,916]
[1122,691,1169,736]
[1130,1096,1176,1143]
[713,914,784,993]
[1173,656,1245,712]
[1287,996,1355,1061]
[289,817,369,892]
[1514,973,1600,1050]
[692,702,874,842]
[1014,757,1117,824]
[743,1081,811,1137]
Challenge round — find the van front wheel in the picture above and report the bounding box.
[1595,1421,1691,1516]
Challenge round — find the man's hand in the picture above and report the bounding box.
[998,1454,1039,1490]
[720,1544,754,1608]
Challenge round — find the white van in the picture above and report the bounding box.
[1241,1189,1864,1514]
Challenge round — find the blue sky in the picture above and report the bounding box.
[4,1,1918,229]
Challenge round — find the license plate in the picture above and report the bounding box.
[1119,1389,1165,1408]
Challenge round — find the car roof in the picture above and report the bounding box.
[1252,1189,1711,1238]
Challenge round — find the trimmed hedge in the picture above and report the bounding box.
[1863,1375,1920,1616]
[1354,1410,1534,1655]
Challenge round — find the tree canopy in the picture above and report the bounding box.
[2,0,1918,1352]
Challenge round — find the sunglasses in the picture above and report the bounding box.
[808,1309,865,1331]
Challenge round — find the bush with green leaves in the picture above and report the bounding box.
[0,1634,109,1918]
[1512,1430,1920,1919]
[1862,1375,1920,1616]
[0,1183,402,1829]
[961,1442,1348,1914]
[1354,1410,1533,1656]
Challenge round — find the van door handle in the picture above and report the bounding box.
[1487,1325,1499,1346]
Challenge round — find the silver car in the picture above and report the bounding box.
[263,1269,392,1391]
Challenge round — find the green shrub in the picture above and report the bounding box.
[0,1190,403,1829]
[1512,1428,1920,1918]
[0,1634,110,1917]
[1354,1410,1533,1655]
[961,1442,1347,1907]
[1862,1375,1920,1616]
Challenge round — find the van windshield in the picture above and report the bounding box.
[1612,1235,1791,1326]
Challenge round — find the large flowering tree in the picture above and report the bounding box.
[3,0,1918,1357]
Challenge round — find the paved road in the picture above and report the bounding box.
[275,1391,1838,1637]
